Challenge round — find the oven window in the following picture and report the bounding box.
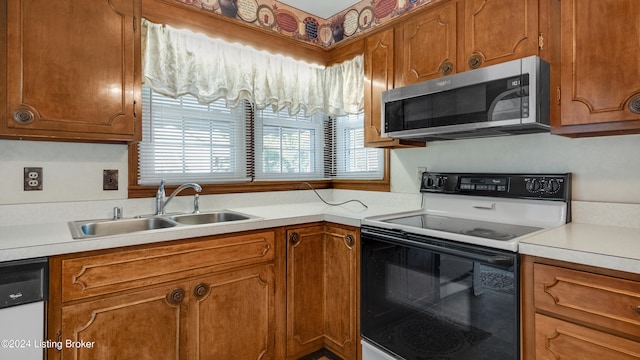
[361,235,519,360]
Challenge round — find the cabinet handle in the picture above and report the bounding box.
[468,53,483,69]
[166,288,185,305]
[630,95,640,114]
[633,306,640,315]
[13,109,35,125]
[193,283,210,299]
[344,234,356,247]
[439,61,453,76]
[289,232,300,245]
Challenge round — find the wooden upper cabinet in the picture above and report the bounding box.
[462,0,540,70]
[4,0,141,143]
[364,28,424,148]
[552,0,640,136]
[399,0,458,86]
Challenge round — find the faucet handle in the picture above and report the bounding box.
[158,179,166,193]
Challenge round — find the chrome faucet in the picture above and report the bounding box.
[155,180,202,215]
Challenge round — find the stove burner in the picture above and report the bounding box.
[462,228,516,240]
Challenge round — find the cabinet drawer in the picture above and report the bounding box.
[534,263,640,338]
[535,313,640,359]
[61,230,275,302]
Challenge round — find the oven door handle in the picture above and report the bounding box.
[362,228,515,267]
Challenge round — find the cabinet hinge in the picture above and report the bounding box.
[133,16,137,31]
[133,100,137,117]
[56,330,62,351]
[556,86,561,105]
[538,33,544,50]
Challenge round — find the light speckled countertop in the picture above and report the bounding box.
[0,190,421,262]
[1,193,639,274]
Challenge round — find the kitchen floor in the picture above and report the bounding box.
[298,349,342,360]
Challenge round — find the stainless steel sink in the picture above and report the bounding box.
[68,210,258,239]
[169,211,252,225]
[69,217,178,238]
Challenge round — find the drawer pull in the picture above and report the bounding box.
[166,288,185,305]
[193,283,210,299]
[634,306,640,315]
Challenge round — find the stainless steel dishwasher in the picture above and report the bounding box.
[0,257,48,360]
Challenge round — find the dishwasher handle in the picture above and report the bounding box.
[0,257,48,309]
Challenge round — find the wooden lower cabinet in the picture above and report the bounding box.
[48,230,278,360]
[522,256,640,360]
[60,280,188,359]
[535,314,640,360]
[191,265,276,359]
[49,224,360,360]
[286,223,360,360]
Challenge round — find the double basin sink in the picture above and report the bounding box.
[69,210,258,239]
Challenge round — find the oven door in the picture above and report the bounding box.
[361,226,519,360]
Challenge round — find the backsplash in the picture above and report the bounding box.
[173,0,437,47]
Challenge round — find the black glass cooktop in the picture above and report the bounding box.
[383,214,542,241]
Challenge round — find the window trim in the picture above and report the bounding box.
[128,142,389,198]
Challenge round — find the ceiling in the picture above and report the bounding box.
[277,0,361,19]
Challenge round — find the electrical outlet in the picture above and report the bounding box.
[24,167,43,191]
[103,169,119,190]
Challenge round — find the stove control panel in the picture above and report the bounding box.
[421,172,571,201]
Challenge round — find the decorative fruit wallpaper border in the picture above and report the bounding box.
[174,0,438,47]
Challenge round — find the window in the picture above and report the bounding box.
[139,86,249,185]
[332,113,384,180]
[138,87,384,186]
[255,109,325,180]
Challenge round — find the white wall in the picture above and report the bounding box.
[0,140,129,205]
[391,133,640,203]
[2,132,640,205]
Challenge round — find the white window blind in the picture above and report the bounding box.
[255,109,325,180]
[139,86,250,185]
[332,113,384,180]
[139,89,384,186]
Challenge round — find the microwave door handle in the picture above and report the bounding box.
[487,87,523,121]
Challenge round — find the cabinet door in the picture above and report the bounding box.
[400,0,458,85]
[192,264,276,360]
[60,281,188,359]
[5,0,141,142]
[535,314,640,360]
[286,225,326,357]
[463,0,539,70]
[323,225,359,360]
[553,0,640,135]
[364,28,397,148]
[364,28,424,148]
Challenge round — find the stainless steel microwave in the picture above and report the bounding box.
[381,56,550,141]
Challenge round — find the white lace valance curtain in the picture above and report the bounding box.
[142,19,363,116]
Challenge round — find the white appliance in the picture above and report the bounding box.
[360,172,571,360]
[0,258,48,360]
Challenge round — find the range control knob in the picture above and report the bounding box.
[526,178,541,192]
[544,179,561,193]
[436,177,445,188]
[425,176,435,188]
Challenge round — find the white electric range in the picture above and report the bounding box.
[360,172,571,360]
